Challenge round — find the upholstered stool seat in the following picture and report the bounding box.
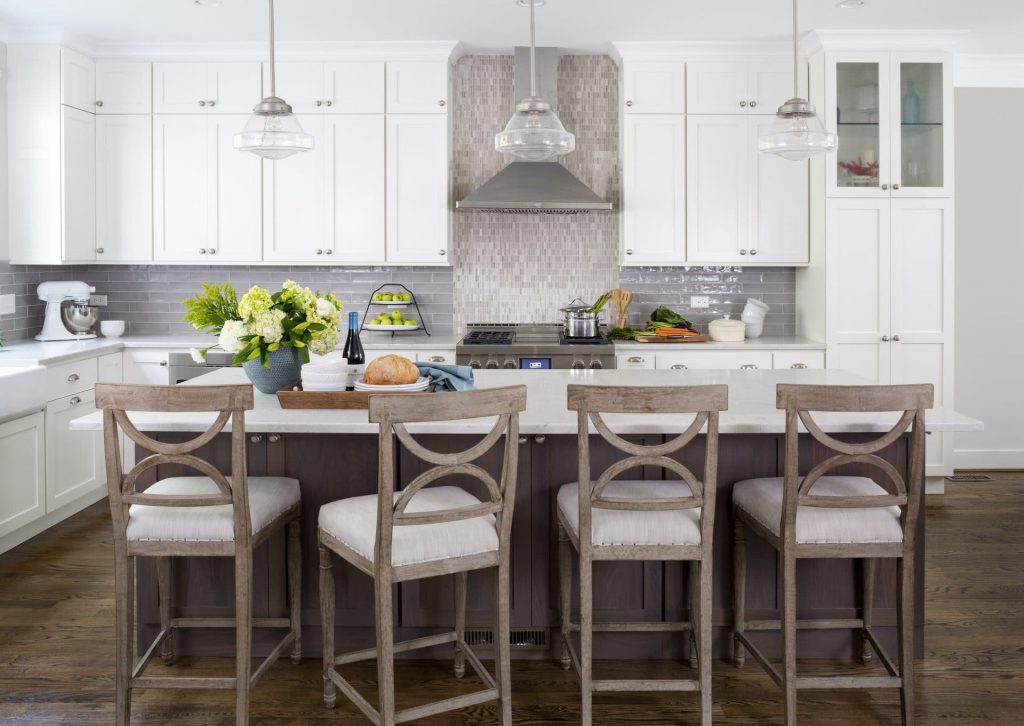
[127,476,300,542]
[318,486,498,566]
[557,480,702,547]
[732,476,903,545]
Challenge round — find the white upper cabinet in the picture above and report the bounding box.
[687,61,799,114]
[621,114,686,264]
[386,114,450,263]
[209,116,263,261]
[95,62,152,114]
[386,61,448,113]
[61,106,97,263]
[61,47,95,112]
[269,62,324,115]
[96,115,152,262]
[748,117,810,264]
[622,61,686,114]
[264,115,327,262]
[273,62,386,114]
[154,62,261,114]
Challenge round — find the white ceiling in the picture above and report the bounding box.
[0,0,1022,55]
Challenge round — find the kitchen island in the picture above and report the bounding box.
[72,368,981,662]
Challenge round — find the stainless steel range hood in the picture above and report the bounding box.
[456,48,612,215]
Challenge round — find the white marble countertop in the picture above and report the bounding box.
[71,367,983,436]
[613,336,825,351]
[0,334,460,367]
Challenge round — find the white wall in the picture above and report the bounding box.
[954,87,1024,469]
[0,41,8,263]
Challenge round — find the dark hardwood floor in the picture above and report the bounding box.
[1,474,1021,724]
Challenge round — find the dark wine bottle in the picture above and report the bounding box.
[342,311,365,390]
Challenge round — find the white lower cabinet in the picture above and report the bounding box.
[45,391,104,512]
[0,413,47,539]
[772,351,826,370]
[655,351,774,371]
[617,353,656,370]
[124,350,180,385]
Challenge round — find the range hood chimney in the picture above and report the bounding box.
[456,48,613,214]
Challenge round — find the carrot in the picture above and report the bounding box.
[656,327,700,336]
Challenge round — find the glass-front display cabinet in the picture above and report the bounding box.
[826,52,952,198]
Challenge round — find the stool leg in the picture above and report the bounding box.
[287,520,302,664]
[579,554,593,726]
[494,562,513,725]
[376,575,396,726]
[898,556,915,726]
[698,558,713,726]
[688,561,699,670]
[454,571,467,679]
[781,551,798,726]
[732,517,747,668]
[114,553,132,726]
[318,544,336,709]
[234,550,253,726]
[157,556,174,666]
[558,523,572,670]
[862,558,877,665]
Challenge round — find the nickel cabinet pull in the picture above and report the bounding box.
[670,364,688,370]
[627,356,644,363]
[790,363,808,369]
[67,373,80,382]
[740,364,758,370]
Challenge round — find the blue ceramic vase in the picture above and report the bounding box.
[242,347,302,394]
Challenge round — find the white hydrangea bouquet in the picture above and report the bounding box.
[184,280,343,368]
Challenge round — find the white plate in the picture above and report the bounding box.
[364,323,421,332]
[300,383,348,392]
[301,371,348,382]
[354,382,430,392]
[355,376,430,391]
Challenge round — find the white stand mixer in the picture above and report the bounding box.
[36,281,99,341]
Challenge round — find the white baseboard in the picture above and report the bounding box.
[953,449,1024,470]
[0,487,107,556]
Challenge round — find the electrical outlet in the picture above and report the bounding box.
[690,295,710,309]
[0,294,15,316]
[90,294,108,306]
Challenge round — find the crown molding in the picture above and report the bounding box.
[84,39,462,63]
[610,40,794,65]
[804,29,968,55]
[955,54,1024,88]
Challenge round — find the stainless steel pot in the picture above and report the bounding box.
[561,298,599,338]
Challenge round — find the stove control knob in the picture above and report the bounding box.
[503,359,518,369]
[469,360,482,369]
[571,360,586,370]
[485,360,500,369]
[590,360,604,370]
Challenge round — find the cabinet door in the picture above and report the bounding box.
[827,53,892,198]
[95,62,152,114]
[826,199,891,383]
[206,63,262,114]
[686,62,749,114]
[328,115,386,262]
[263,114,327,262]
[0,413,46,539]
[749,61,802,114]
[325,62,385,113]
[890,53,952,198]
[386,114,449,263]
[97,352,124,383]
[61,106,97,263]
[154,115,210,260]
[748,117,809,264]
[61,47,95,113]
[269,62,324,115]
[96,115,153,262]
[386,61,448,113]
[621,114,685,264]
[153,63,209,113]
[209,115,263,262]
[45,391,104,513]
[123,351,179,385]
[686,115,747,263]
[623,61,685,114]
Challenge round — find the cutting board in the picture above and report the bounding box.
[633,335,708,344]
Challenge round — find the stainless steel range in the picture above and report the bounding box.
[456,324,616,370]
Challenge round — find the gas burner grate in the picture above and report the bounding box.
[462,330,515,345]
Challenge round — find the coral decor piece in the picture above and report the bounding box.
[838,157,880,177]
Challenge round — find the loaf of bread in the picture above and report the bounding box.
[363,354,420,386]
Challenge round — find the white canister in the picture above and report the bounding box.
[708,314,746,342]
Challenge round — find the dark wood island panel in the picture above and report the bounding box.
[134,431,922,661]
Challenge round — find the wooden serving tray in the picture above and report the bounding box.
[277,382,428,410]
[633,334,708,344]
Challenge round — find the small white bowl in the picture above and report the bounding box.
[100,320,125,338]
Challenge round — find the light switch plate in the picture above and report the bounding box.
[0,294,15,316]
[690,296,709,309]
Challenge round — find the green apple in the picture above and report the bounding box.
[390,309,404,321]
[372,292,384,302]
[400,293,413,302]
[404,320,419,327]
[381,293,393,301]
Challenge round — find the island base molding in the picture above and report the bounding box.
[133,432,923,661]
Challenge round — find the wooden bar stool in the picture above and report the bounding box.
[318,385,527,726]
[95,383,303,726]
[558,384,729,726]
[731,383,933,726]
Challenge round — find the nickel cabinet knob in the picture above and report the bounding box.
[625,100,634,107]
[625,249,634,255]
[199,100,207,107]
[749,100,758,107]
[739,101,748,107]
[315,249,324,255]
[199,248,207,254]
[208,100,216,107]
[881,183,889,190]
[881,335,890,342]
[438,99,446,107]
[268,434,282,444]
[739,249,748,255]
[250,434,263,444]
[159,360,168,366]
[893,334,901,342]
[534,435,546,444]
[892,183,901,190]
[95,100,104,108]
[325,100,333,107]
[750,249,758,256]
[315,100,323,107]
[518,436,528,445]
[96,247,104,254]
[439,249,446,256]
[208,248,216,255]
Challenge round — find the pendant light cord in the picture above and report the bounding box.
[529,0,537,98]
[268,0,276,97]
[791,0,798,99]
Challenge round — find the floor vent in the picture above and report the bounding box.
[464,628,548,650]
[946,474,993,482]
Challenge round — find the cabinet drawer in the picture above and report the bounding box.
[124,350,181,385]
[417,350,455,365]
[46,358,98,400]
[772,351,825,370]
[616,353,655,370]
[655,351,773,371]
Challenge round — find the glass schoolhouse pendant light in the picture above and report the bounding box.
[758,0,837,160]
[234,0,313,160]
[494,0,575,161]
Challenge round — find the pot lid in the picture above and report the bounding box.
[561,297,592,313]
[709,314,745,329]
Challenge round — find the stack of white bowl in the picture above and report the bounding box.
[354,376,430,392]
[301,356,349,391]
[740,298,770,339]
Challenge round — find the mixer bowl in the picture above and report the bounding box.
[61,301,99,334]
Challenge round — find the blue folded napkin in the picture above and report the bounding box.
[415,362,475,392]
